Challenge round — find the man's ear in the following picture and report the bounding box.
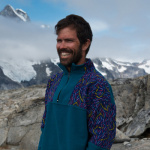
[82,39,91,52]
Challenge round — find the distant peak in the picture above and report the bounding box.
[16,9,26,14]
[5,4,12,7]
[0,4,30,22]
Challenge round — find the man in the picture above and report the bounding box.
[38,14,116,150]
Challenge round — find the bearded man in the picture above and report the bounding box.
[38,14,116,150]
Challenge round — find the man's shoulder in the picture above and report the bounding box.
[48,71,63,83]
[86,68,109,85]
[86,69,115,104]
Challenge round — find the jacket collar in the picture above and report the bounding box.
[58,58,95,74]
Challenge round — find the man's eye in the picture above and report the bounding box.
[57,40,62,43]
[66,39,73,42]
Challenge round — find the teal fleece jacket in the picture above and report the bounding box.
[38,59,116,150]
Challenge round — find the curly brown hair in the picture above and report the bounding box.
[55,14,93,55]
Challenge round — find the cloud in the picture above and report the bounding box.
[1,0,150,62]
[89,20,109,33]
[0,17,58,61]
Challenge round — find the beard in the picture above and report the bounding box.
[57,46,82,67]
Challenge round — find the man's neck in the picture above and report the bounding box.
[66,58,86,72]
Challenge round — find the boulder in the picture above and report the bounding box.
[114,128,130,143]
[125,108,150,137]
[0,127,8,146]
[20,123,41,150]
[0,85,45,148]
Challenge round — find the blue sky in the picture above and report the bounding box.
[0,0,80,23]
[0,0,150,62]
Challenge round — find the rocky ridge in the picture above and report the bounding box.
[0,75,150,149]
[0,85,46,150]
[0,5,30,22]
[0,67,22,91]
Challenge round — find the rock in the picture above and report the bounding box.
[123,141,130,145]
[112,75,150,137]
[0,128,8,146]
[130,138,139,142]
[140,139,145,142]
[116,117,126,127]
[0,68,22,91]
[112,139,150,150]
[114,128,130,143]
[20,123,41,150]
[145,75,150,110]
[0,118,8,128]
[7,126,29,145]
[0,85,46,149]
[8,106,40,127]
[125,108,150,137]
[111,143,127,150]
[0,75,150,149]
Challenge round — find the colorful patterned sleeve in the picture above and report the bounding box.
[38,77,52,150]
[86,80,116,150]
[41,78,52,129]
[41,72,63,129]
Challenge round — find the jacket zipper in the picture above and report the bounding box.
[57,72,70,102]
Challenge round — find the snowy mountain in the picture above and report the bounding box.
[21,59,61,87]
[0,59,37,82]
[92,58,147,80]
[0,5,30,22]
[0,57,149,90]
[138,59,150,74]
[0,5,149,90]
[0,66,22,90]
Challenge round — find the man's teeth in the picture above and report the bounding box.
[61,53,70,56]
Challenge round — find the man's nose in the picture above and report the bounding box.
[59,41,67,49]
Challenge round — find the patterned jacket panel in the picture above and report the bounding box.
[69,69,116,149]
[41,72,63,128]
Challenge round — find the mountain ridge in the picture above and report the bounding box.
[0,57,149,91]
[0,4,150,90]
[0,4,30,22]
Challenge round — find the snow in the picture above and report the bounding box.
[113,60,132,66]
[16,9,26,14]
[46,67,52,76]
[118,66,127,72]
[99,71,107,76]
[93,63,99,70]
[102,61,114,70]
[138,60,150,74]
[93,63,106,76]
[51,58,59,66]
[0,59,37,82]
[9,5,27,22]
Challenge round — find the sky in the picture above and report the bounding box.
[0,0,150,62]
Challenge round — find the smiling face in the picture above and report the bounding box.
[56,27,86,71]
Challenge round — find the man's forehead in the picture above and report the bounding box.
[57,25,76,33]
[57,27,77,37]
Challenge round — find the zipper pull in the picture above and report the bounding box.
[57,99,59,102]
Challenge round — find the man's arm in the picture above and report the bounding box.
[86,81,116,150]
[38,78,52,150]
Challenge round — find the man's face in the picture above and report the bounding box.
[56,27,85,69]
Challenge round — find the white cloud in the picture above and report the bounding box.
[0,17,58,60]
[1,0,150,62]
[89,20,109,33]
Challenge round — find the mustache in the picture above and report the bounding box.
[58,48,73,54]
